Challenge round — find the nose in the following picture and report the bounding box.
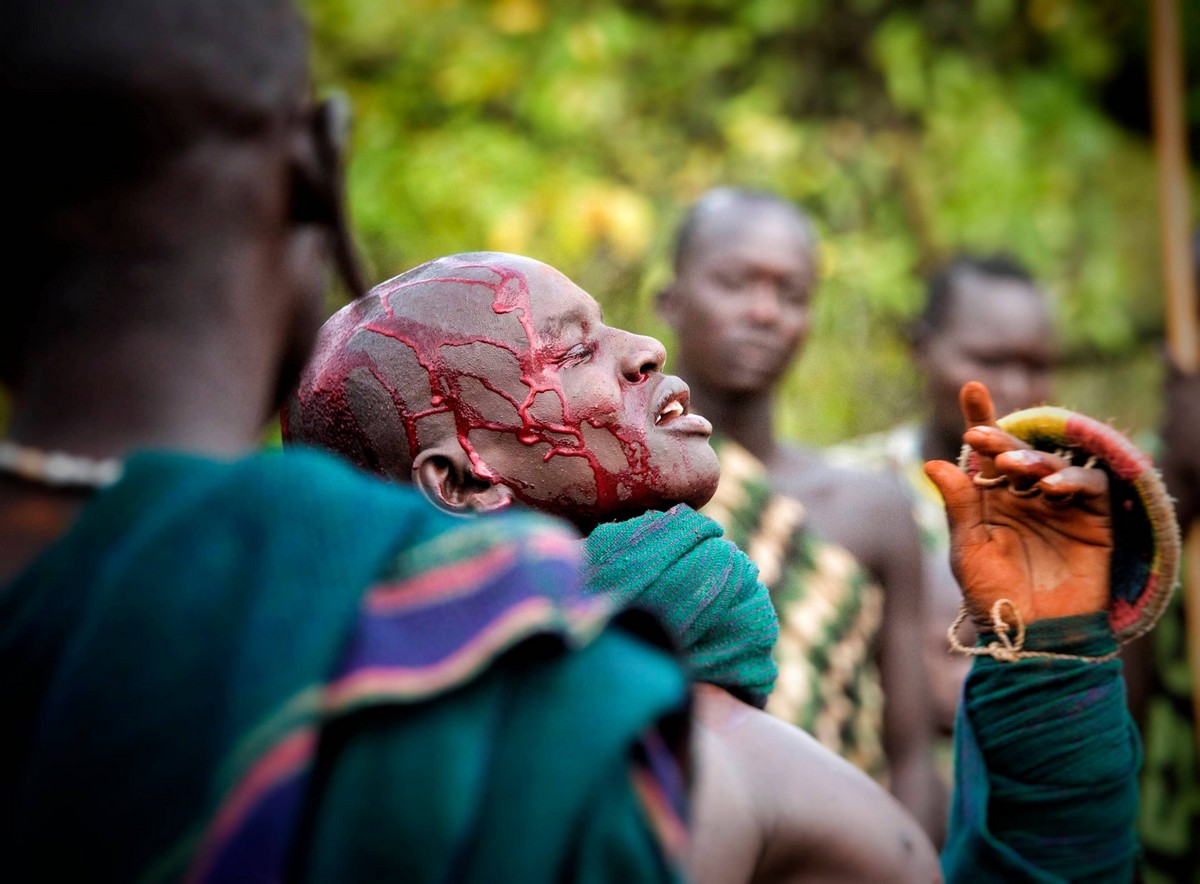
[746,283,783,325]
[619,332,666,383]
[991,363,1041,412]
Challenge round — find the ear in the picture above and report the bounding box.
[412,445,515,517]
[656,282,682,329]
[289,93,367,298]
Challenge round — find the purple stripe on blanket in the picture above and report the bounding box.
[188,730,315,884]
[189,540,607,884]
[337,554,598,680]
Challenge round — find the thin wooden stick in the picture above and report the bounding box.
[1149,0,1200,756]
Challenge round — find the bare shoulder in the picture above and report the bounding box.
[688,690,764,884]
[692,685,942,884]
[772,447,918,569]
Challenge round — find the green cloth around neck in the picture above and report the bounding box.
[582,504,779,708]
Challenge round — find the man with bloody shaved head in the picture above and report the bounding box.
[290,250,1160,883]
[288,255,722,531]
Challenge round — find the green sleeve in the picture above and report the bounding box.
[942,613,1142,883]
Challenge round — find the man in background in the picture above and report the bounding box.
[657,187,942,837]
[1137,237,1200,883]
[830,253,1058,791]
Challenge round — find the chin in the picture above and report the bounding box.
[712,370,785,398]
[683,466,720,510]
[660,444,721,512]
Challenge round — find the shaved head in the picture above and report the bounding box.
[3,0,310,231]
[288,253,720,531]
[661,188,820,397]
[3,0,309,145]
[672,187,818,275]
[286,255,515,480]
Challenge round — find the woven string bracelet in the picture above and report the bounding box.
[947,598,1122,664]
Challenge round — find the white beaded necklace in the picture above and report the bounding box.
[0,440,123,489]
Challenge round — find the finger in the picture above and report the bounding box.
[993,448,1070,492]
[960,382,999,477]
[924,460,983,537]
[960,381,997,430]
[963,426,1035,458]
[1038,466,1109,512]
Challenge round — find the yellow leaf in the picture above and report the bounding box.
[491,0,544,35]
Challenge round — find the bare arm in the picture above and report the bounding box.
[772,453,941,837]
[687,706,763,884]
[861,477,944,842]
[689,684,942,884]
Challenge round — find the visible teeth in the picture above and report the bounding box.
[656,400,685,424]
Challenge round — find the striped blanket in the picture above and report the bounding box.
[1,448,690,882]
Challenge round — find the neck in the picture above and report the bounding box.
[0,320,283,588]
[8,324,281,463]
[686,378,778,463]
[920,414,965,465]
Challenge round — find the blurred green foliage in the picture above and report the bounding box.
[306,0,1199,443]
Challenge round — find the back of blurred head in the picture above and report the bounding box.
[2,0,353,452]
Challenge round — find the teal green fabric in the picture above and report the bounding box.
[302,627,688,883]
[4,449,424,882]
[942,613,1142,883]
[2,448,690,883]
[583,503,779,708]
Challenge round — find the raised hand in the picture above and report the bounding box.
[923,382,1112,630]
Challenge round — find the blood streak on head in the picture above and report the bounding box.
[288,254,718,525]
[478,261,657,512]
[318,259,657,515]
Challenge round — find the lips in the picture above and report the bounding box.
[656,397,685,424]
[651,377,689,424]
[649,376,713,436]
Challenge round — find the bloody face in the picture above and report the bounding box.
[293,254,720,532]
[667,207,818,396]
[921,274,1056,432]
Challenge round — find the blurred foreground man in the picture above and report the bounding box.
[1136,241,1200,883]
[0,2,1164,880]
[0,3,692,881]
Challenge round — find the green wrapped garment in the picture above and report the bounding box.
[1,449,691,883]
[943,613,1141,882]
[583,503,779,708]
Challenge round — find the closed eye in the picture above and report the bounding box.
[558,342,595,367]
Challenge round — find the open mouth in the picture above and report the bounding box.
[655,392,688,425]
[647,376,711,437]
